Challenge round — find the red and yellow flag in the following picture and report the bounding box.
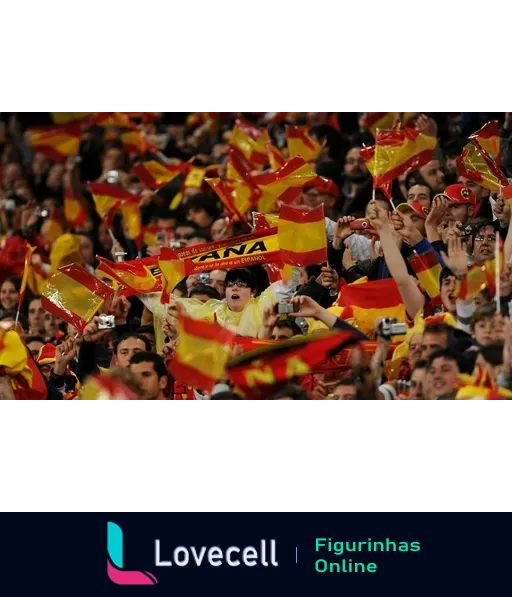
[229,119,270,166]
[96,256,160,293]
[362,128,436,190]
[278,204,327,266]
[79,374,139,400]
[50,112,91,125]
[120,198,143,249]
[90,112,136,129]
[286,125,323,162]
[121,130,152,155]
[206,178,249,224]
[158,229,281,302]
[27,125,81,161]
[226,330,361,399]
[456,264,495,301]
[18,244,35,313]
[43,210,65,244]
[171,311,236,393]
[407,249,442,299]
[64,185,88,229]
[457,121,508,192]
[133,160,187,189]
[266,143,286,171]
[41,264,113,332]
[362,113,416,135]
[87,183,134,226]
[333,278,407,336]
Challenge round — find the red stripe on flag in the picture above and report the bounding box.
[40,296,89,332]
[279,203,324,224]
[59,264,113,299]
[339,278,403,309]
[87,183,134,200]
[180,316,235,344]
[170,361,215,393]
[408,249,440,272]
[279,247,327,267]
[374,149,435,187]
[31,147,69,162]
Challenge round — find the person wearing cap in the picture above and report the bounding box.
[300,177,339,218]
[37,339,81,400]
[433,183,476,226]
[396,202,430,237]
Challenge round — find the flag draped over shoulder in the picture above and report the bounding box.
[361,128,436,190]
[226,330,361,399]
[171,311,236,393]
[41,264,113,332]
[277,204,327,266]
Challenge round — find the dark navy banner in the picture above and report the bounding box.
[0,513,508,596]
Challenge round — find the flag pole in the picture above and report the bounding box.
[496,230,501,313]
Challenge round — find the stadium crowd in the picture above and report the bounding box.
[1,111,512,399]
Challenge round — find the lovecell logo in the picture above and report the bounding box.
[107,521,278,586]
[107,522,158,585]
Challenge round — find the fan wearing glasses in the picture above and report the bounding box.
[469,221,496,266]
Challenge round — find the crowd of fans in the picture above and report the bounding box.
[1,111,512,399]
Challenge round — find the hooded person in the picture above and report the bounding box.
[140,267,297,350]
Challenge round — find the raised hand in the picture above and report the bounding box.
[367,200,391,232]
[319,265,339,292]
[440,233,468,277]
[333,216,355,249]
[53,337,78,375]
[83,316,112,343]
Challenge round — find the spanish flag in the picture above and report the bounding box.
[332,278,407,337]
[362,128,436,189]
[120,198,143,249]
[229,119,270,166]
[362,113,416,135]
[407,249,442,299]
[456,385,512,399]
[78,374,139,400]
[49,233,83,273]
[90,112,136,129]
[27,126,81,161]
[171,311,236,393]
[286,125,323,162]
[41,264,113,332]
[278,204,327,266]
[206,178,249,224]
[266,143,286,171]
[88,183,133,226]
[457,122,508,192]
[96,256,160,293]
[121,130,151,155]
[133,160,186,189]
[226,330,361,399]
[456,264,495,301]
[27,261,49,296]
[43,210,65,244]
[50,112,91,125]
[0,324,47,400]
[64,185,88,229]
[18,244,35,313]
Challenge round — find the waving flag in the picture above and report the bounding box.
[278,204,327,266]
[17,244,35,314]
[96,257,160,293]
[90,112,136,129]
[286,125,323,162]
[50,112,91,125]
[120,199,143,249]
[362,113,416,135]
[362,128,436,190]
[88,183,134,226]
[27,125,81,161]
[456,264,495,300]
[121,130,152,155]
[227,330,361,399]
[407,249,442,299]
[64,186,88,229]
[133,160,187,189]
[229,119,270,166]
[266,143,286,171]
[41,264,113,332]
[171,311,236,393]
[457,121,508,191]
[79,374,139,400]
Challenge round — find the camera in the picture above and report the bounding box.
[274,301,299,318]
[97,314,115,330]
[106,170,119,184]
[156,231,167,244]
[376,317,407,340]
[198,272,210,284]
[4,199,16,211]
[170,240,184,249]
